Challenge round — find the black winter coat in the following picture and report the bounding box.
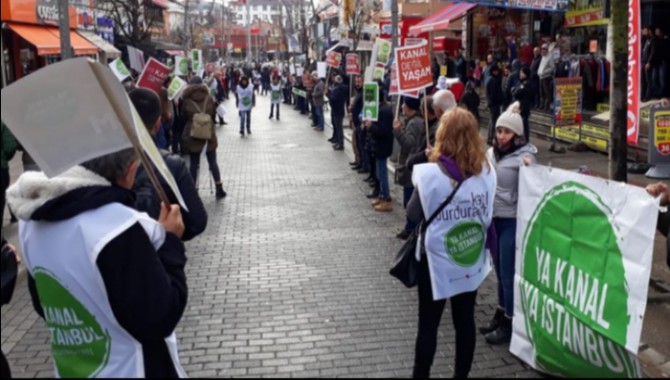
[327,83,348,117]
[460,90,481,121]
[513,78,534,118]
[368,104,395,158]
[486,75,504,108]
[134,150,207,242]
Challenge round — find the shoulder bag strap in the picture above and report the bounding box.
[421,179,465,232]
[189,100,204,114]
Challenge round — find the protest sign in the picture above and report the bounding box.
[317,62,327,78]
[167,76,187,100]
[373,63,386,81]
[174,56,189,77]
[191,49,203,72]
[389,62,420,98]
[554,77,583,127]
[363,82,379,122]
[137,58,172,93]
[109,58,131,82]
[372,38,392,66]
[296,67,303,77]
[511,165,659,378]
[127,46,145,72]
[327,51,342,68]
[0,58,188,211]
[346,53,360,75]
[292,87,307,98]
[289,65,296,75]
[394,40,432,92]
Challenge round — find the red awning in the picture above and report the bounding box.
[8,23,98,56]
[409,2,476,35]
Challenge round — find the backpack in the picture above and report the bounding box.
[188,98,213,140]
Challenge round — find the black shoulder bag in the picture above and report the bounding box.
[390,181,464,288]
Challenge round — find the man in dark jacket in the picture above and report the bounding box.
[365,89,395,210]
[513,67,535,141]
[530,47,542,107]
[645,26,662,100]
[8,148,188,378]
[327,75,348,151]
[455,49,468,84]
[647,182,670,267]
[130,88,208,242]
[350,76,368,173]
[486,65,504,145]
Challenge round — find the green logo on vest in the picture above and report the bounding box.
[242,96,251,106]
[272,91,281,100]
[34,268,111,378]
[520,181,637,378]
[444,222,484,266]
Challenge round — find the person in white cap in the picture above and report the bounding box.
[481,101,537,346]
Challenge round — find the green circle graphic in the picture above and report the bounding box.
[179,59,189,74]
[444,222,484,266]
[34,268,111,378]
[520,181,633,378]
[115,60,129,76]
[242,96,252,106]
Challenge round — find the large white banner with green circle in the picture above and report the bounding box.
[510,165,660,378]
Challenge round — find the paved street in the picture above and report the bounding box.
[1,95,540,378]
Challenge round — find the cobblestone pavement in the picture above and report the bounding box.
[0,95,539,378]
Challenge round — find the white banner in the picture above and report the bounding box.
[108,58,131,82]
[511,165,659,378]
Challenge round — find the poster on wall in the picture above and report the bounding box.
[554,77,583,128]
[511,165,659,378]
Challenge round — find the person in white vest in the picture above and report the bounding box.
[406,108,497,379]
[6,149,188,378]
[269,75,282,121]
[237,76,255,137]
[480,102,537,346]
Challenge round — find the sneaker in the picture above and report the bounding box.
[396,230,412,240]
[479,308,505,335]
[374,200,393,212]
[484,317,512,345]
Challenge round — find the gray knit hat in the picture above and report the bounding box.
[495,102,524,136]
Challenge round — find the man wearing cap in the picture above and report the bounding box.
[538,44,556,111]
[311,72,325,131]
[393,96,424,239]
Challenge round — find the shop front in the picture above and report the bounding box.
[1,0,98,85]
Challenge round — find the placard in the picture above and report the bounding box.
[137,58,172,93]
[363,82,379,121]
[109,58,131,82]
[346,53,361,75]
[394,40,432,92]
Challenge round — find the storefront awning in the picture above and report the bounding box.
[7,23,61,56]
[79,31,121,59]
[408,2,477,35]
[7,23,99,56]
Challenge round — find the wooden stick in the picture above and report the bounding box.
[395,95,402,121]
[423,92,430,149]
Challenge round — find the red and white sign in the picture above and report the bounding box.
[137,58,172,93]
[327,51,342,68]
[627,0,640,146]
[346,53,360,75]
[389,62,420,98]
[394,40,432,92]
[565,9,605,27]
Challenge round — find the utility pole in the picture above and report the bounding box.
[58,0,72,60]
[608,0,628,182]
[247,0,252,61]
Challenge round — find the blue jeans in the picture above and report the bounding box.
[376,158,390,199]
[493,218,517,318]
[239,110,251,133]
[313,106,324,130]
[404,186,417,232]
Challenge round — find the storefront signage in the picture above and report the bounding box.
[581,124,609,140]
[467,0,569,11]
[512,165,656,378]
[1,0,78,28]
[647,107,670,178]
[554,77,583,127]
[628,0,641,146]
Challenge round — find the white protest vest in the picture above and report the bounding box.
[270,83,282,104]
[237,85,254,111]
[413,163,496,301]
[20,203,187,379]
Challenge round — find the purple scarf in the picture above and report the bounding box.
[438,155,499,262]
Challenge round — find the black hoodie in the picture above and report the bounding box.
[9,168,187,378]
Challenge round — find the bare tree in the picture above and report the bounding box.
[97,0,163,48]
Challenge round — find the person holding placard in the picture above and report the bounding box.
[7,149,189,378]
[130,88,208,242]
[364,88,394,211]
[180,76,227,200]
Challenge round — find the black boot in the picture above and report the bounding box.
[485,316,512,345]
[216,184,227,200]
[479,308,504,335]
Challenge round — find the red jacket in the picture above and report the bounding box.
[450,81,465,102]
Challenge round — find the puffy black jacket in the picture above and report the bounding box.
[134,150,207,242]
[486,75,504,108]
[368,103,395,159]
[513,78,534,117]
[327,83,348,117]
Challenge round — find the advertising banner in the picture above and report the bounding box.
[363,82,379,121]
[346,53,361,75]
[554,77,583,127]
[627,0,641,145]
[137,58,172,93]
[109,58,131,82]
[511,165,659,378]
[394,40,432,92]
[327,51,342,68]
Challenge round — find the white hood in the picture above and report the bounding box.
[6,166,110,221]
